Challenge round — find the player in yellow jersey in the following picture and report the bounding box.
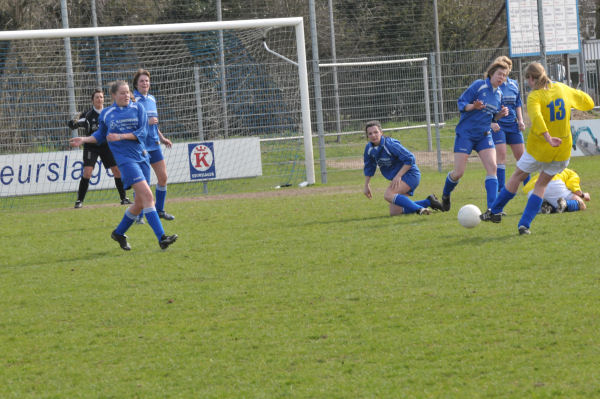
[523,168,590,213]
[480,62,594,234]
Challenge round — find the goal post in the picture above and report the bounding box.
[0,18,315,207]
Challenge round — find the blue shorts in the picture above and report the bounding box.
[492,127,525,145]
[454,132,495,154]
[147,148,164,164]
[119,160,151,190]
[398,169,420,196]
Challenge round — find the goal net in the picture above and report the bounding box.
[0,18,314,209]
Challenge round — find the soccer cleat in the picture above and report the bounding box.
[518,225,531,235]
[111,230,131,251]
[159,234,178,250]
[135,216,145,225]
[556,198,567,213]
[74,200,83,209]
[480,209,502,223]
[120,197,132,205]
[540,200,554,214]
[441,195,451,212]
[417,207,431,215]
[158,211,175,221]
[427,194,444,211]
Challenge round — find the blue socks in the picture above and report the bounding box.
[415,198,430,208]
[155,185,167,212]
[497,164,505,192]
[115,209,137,235]
[144,207,165,241]
[443,172,459,197]
[484,176,498,209]
[566,199,580,212]
[518,194,543,229]
[393,194,422,214]
[490,187,516,214]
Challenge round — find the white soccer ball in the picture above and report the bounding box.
[457,204,482,228]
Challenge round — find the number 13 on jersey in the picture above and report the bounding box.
[547,98,565,121]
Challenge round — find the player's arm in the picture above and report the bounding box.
[363,175,373,199]
[516,106,525,131]
[107,132,138,142]
[390,164,411,192]
[67,111,87,130]
[69,135,97,147]
[157,128,172,148]
[458,81,484,112]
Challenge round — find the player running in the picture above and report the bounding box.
[481,62,594,234]
[491,56,528,191]
[68,88,131,208]
[363,120,443,216]
[70,80,178,250]
[439,59,510,212]
[132,69,175,221]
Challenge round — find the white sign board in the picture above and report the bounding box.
[0,137,262,197]
[507,0,580,57]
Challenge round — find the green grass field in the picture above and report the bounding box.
[2,156,600,398]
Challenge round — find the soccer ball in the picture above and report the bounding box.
[457,204,482,228]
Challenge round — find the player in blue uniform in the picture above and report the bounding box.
[132,69,174,221]
[363,120,443,216]
[491,56,528,191]
[68,88,131,208]
[70,80,178,251]
[439,59,510,212]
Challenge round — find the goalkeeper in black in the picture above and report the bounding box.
[68,88,131,208]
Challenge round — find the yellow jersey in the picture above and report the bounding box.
[526,82,594,162]
[522,168,582,194]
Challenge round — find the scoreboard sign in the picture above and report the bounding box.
[506,0,580,57]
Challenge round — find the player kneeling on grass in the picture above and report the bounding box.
[69,80,177,251]
[523,168,590,214]
[363,120,443,216]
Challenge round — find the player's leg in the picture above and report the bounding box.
[508,138,529,185]
[493,130,507,191]
[442,152,469,211]
[75,147,98,208]
[111,162,148,250]
[149,150,174,220]
[99,144,129,204]
[478,147,498,210]
[517,171,554,234]
[384,175,427,216]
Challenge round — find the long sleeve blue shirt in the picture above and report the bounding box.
[456,78,503,138]
[363,136,419,181]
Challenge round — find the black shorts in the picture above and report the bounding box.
[83,142,117,169]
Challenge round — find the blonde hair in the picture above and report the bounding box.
[524,62,551,90]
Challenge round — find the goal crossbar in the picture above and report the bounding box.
[0,17,316,185]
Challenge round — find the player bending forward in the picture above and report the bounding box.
[523,168,590,213]
[363,120,443,216]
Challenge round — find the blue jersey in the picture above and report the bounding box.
[456,78,503,138]
[92,101,149,166]
[363,136,419,181]
[498,77,522,129]
[134,89,160,152]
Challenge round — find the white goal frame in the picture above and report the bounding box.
[0,17,316,185]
